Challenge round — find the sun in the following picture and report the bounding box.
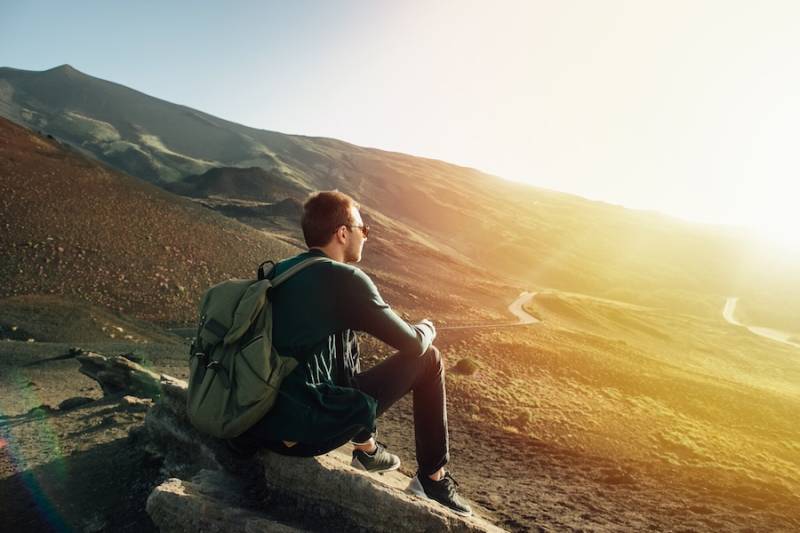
[746,219,800,257]
[732,181,800,256]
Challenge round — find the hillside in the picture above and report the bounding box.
[0,294,180,344]
[406,289,800,529]
[3,64,799,326]
[0,116,516,326]
[0,117,297,323]
[162,165,306,201]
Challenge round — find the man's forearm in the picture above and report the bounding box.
[347,269,436,356]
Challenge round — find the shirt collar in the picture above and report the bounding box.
[307,248,331,258]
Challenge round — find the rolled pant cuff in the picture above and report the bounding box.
[350,429,377,445]
[420,452,449,477]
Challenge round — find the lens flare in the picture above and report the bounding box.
[1,368,68,530]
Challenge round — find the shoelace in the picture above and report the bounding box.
[438,472,461,497]
[443,472,460,487]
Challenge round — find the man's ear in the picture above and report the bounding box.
[334,225,348,244]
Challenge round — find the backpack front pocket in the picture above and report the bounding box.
[235,335,273,407]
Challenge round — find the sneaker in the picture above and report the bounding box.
[407,471,473,517]
[350,441,401,473]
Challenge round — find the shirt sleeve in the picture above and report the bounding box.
[344,268,434,356]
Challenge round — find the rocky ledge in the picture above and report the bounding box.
[129,368,506,532]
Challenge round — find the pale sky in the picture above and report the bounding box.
[2,1,799,249]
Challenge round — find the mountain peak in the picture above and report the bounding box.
[46,64,84,76]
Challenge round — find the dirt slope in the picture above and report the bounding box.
[0,117,297,323]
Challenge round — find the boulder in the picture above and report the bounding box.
[121,395,154,412]
[144,375,505,532]
[146,470,302,533]
[76,350,161,398]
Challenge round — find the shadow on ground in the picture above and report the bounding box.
[0,428,161,532]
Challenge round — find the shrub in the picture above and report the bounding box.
[452,357,480,375]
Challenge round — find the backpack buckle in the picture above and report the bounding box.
[190,351,209,386]
[258,260,275,281]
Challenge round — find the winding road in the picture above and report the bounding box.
[438,291,539,331]
[169,291,541,337]
[723,297,800,349]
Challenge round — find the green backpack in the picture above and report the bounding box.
[187,256,330,439]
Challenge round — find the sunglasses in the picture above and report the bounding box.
[341,224,370,238]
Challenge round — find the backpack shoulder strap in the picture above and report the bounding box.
[271,256,331,288]
[221,256,330,345]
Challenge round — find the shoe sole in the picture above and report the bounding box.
[406,477,473,517]
[350,456,401,474]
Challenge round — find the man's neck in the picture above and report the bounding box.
[309,246,344,262]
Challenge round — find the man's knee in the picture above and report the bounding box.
[423,345,443,375]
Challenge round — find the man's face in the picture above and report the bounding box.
[344,206,367,263]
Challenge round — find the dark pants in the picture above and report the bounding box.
[233,345,449,476]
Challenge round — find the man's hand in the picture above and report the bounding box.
[419,318,437,341]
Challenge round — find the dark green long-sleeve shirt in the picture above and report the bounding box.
[258,248,436,443]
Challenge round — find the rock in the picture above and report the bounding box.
[58,396,94,411]
[76,351,161,398]
[118,351,145,364]
[146,470,303,533]
[259,446,501,532]
[511,410,531,431]
[144,376,506,532]
[144,375,224,473]
[453,357,480,376]
[120,395,154,412]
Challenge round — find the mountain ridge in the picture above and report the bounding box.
[2,64,799,327]
[0,115,514,325]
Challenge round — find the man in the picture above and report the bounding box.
[230,190,471,516]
